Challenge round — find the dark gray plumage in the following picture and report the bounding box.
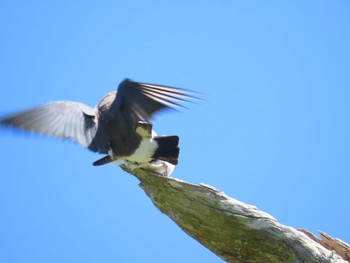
[1,78,196,167]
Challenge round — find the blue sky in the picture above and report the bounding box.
[1,1,349,262]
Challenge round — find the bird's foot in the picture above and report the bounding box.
[141,160,175,177]
[124,160,142,170]
[123,160,175,177]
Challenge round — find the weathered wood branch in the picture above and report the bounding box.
[299,229,350,262]
[121,165,349,263]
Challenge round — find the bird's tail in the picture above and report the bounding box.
[93,155,112,166]
[153,136,180,165]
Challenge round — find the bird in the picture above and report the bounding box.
[0,78,196,173]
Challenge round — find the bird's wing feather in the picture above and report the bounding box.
[1,101,107,152]
[110,79,196,123]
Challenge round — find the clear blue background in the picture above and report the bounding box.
[1,1,349,262]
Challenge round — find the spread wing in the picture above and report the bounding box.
[1,101,106,152]
[109,79,197,123]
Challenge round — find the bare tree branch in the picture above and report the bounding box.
[122,166,349,263]
[299,229,350,262]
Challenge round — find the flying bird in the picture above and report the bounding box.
[1,79,196,173]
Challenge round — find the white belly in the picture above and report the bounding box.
[124,137,158,163]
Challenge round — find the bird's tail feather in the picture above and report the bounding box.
[153,136,179,165]
[93,155,112,166]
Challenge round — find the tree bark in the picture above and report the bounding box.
[121,165,349,263]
